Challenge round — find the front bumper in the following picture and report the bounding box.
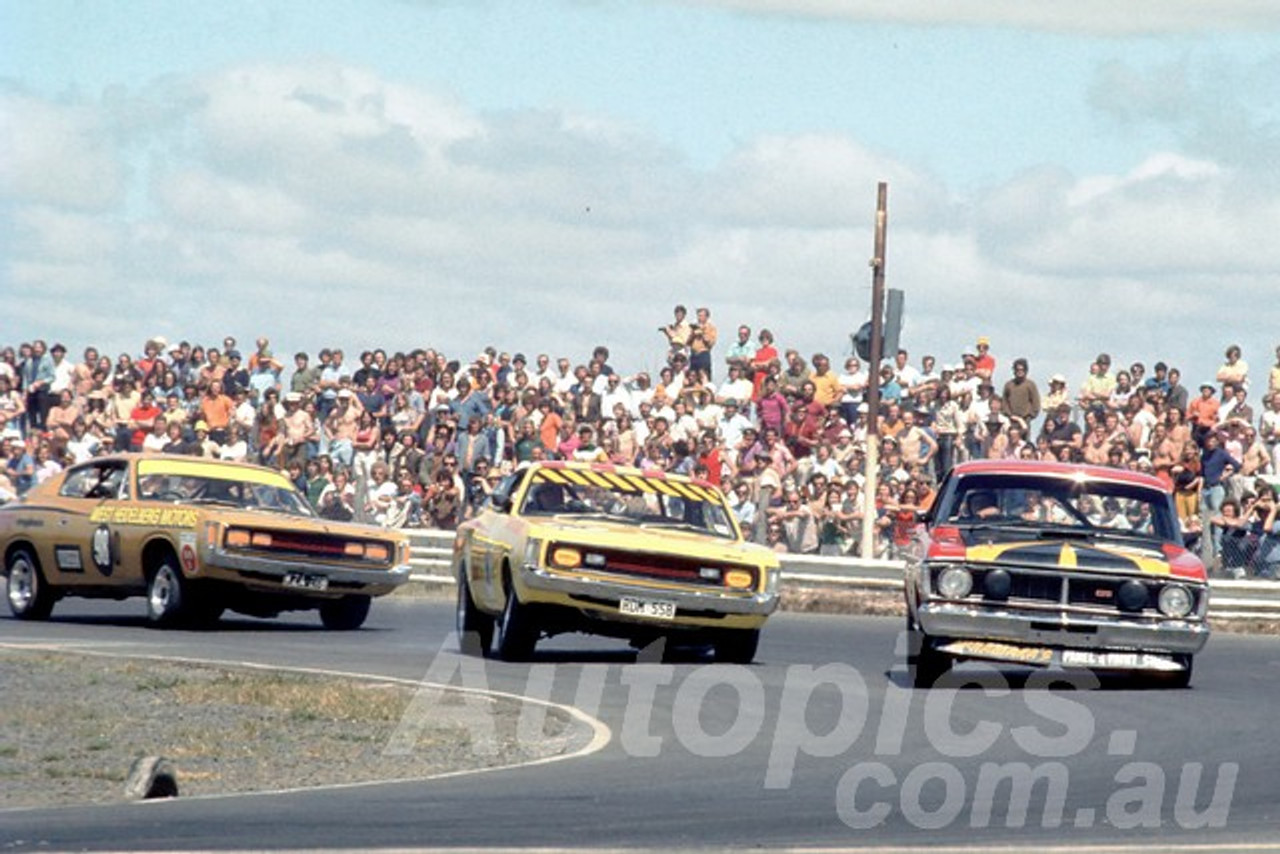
[518,562,778,622]
[203,549,412,592]
[917,600,1210,656]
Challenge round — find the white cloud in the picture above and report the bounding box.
[686,0,1280,35]
[0,89,125,211]
[1,60,1278,391]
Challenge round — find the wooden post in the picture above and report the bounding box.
[860,183,888,560]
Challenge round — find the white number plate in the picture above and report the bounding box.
[619,596,677,620]
[1062,650,1176,670]
[283,572,329,591]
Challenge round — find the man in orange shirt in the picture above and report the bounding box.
[199,380,235,445]
[537,398,562,454]
[1187,381,1221,447]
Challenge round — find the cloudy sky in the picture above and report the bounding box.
[2,0,1278,388]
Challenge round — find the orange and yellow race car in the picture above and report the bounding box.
[904,460,1210,688]
[454,460,780,662]
[1,454,410,629]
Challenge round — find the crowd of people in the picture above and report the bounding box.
[3,310,1279,577]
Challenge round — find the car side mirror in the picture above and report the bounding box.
[492,494,513,513]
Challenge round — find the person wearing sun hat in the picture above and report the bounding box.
[972,336,996,381]
[1187,380,1222,446]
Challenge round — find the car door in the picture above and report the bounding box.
[43,460,132,590]
[473,470,529,611]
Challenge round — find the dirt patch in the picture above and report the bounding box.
[0,650,588,809]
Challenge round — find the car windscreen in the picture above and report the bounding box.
[939,472,1181,544]
[137,473,314,517]
[518,468,737,539]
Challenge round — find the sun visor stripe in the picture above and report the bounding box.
[626,476,658,493]
[600,472,637,491]
[536,470,570,485]
[580,470,616,489]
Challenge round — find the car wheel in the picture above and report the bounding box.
[319,595,371,631]
[146,560,189,626]
[908,622,949,688]
[713,629,760,664]
[456,570,495,656]
[185,588,226,628]
[1147,654,1194,689]
[6,548,55,621]
[494,582,537,662]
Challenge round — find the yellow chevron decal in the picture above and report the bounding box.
[597,471,638,491]
[649,479,681,496]
[536,470,571,485]
[626,475,658,493]
[580,470,617,489]
[1059,544,1078,568]
[559,469,592,486]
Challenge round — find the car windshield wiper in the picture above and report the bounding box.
[187,497,245,509]
[640,520,711,534]
[571,510,640,525]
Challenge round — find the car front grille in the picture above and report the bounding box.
[548,542,756,590]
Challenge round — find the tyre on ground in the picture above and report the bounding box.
[456,569,495,656]
[494,580,538,662]
[6,547,56,621]
[319,595,372,630]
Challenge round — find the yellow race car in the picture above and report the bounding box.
[453,460,780,662]
[1,454,411,629]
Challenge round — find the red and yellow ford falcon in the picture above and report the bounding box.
[905,460,1210,687]
[454,461,780,662]
[2,454,410,629]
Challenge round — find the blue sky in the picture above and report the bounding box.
[3,0,1279,388]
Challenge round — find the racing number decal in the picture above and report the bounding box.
[91,524,114,576]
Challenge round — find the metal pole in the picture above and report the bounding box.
[860,183,888,559]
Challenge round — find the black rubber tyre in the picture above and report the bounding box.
[185,588,226,628]
[713,629,761,664]
[494,581,537,662]
[906,611,949,688]
[319,595,372,630]
[456,570,495,656]
[6,548,55,621]
[146,560,188,627]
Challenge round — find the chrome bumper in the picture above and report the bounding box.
[918,601,1209,656]
[206,549,412,588]
[519,563,778,617]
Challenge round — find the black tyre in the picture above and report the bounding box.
[6,548,55,621]
[456,570,495,656]
[319,595,371,630]
[713,629,761,664]
[146,560,188,627]
[494,581,537,662]
[906,612,948,688]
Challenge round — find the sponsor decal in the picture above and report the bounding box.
[89,504,199,528]
[179,532,198,574]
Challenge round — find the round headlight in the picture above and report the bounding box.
[982,568,1011,600]
[1117,579,1149,613]
[1157,584,1193,618]
[937,566,974,599]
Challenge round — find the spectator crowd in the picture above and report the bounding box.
[4,311,1280,577]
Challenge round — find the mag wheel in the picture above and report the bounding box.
[7,548,55,621]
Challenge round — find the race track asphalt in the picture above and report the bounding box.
[3,597,1280,852]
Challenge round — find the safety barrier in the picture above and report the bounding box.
[404,529,1280,622]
